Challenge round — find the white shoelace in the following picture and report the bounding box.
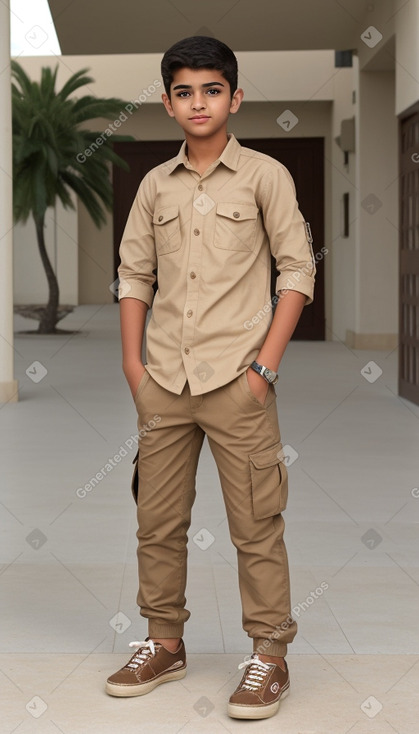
[125,639,158,670]
[237,654,274,691]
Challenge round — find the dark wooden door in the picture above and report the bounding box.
[239,138,324,339]
[399,107,419,404]
[113,137,325,339]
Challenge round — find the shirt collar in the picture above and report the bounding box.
[165,132,241,175]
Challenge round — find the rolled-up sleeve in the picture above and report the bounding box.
[260,162,316,306]
[117,172,157,306]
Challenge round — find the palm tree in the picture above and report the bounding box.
[12,60,133,333]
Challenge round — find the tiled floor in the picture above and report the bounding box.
[1,305,418,733]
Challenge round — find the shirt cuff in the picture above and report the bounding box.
[275,270,315,306]
[117,278,154,307]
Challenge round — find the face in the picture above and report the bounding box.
[161,67,243,139]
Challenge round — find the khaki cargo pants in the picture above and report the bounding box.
[130,369,297,657]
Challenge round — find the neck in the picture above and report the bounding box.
[185,130,229,172]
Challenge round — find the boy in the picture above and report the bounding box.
[106,36,316,720]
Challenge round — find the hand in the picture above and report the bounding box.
[123,361,146,399]
[246,366,269,406]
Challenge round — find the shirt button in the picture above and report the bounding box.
[184,347,190,355]
[186,309,193,318]
[193,228,200,236]
[158,215,163,222]
[190,271,196,279]
[198,184,203,191]
[233,211,240,218]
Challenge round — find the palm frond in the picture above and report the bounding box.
[11,60,33,96]
[60,169,108,227]
[40,64,59,101]
[12,59,135,228]
[56,68,95,101]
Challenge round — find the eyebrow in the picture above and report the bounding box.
[172,82,225,90]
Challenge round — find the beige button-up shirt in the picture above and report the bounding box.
[118,133,316,395]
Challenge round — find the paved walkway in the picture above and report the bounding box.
[1,305,418,733]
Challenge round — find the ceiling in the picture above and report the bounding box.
[47,0,373,55]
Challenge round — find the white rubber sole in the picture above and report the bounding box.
[105,666,187,697]
[227,683,290,719]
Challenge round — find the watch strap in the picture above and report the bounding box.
[251,360,263,376]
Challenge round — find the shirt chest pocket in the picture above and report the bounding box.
[214,202,259,252]
[153,205,181,255]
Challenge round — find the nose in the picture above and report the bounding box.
[191,93,206,110]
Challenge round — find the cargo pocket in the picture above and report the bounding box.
[131,448,139,503]
[249,442,288,519]
[153,205,181,255]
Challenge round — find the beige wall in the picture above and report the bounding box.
[357,0,395,72]
[77,200,114,305]
[13,194,78,305]
[354,0,419,116]
[13,50,336,103]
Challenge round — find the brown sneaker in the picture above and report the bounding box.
[105,637,186,697]
[227,653,290,719]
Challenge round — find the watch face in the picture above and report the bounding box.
[264,368,276,383]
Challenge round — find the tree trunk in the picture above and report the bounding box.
[34,214,60,333]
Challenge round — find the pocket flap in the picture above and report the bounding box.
[250,442,285,469]
[153,205,179,225]
[249,441,288,519]
[216,202,258,221]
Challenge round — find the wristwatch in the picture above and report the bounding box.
[250,361,279,385]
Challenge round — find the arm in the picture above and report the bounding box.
[117,172,157,398]
[247,162,316,403]
[120,297,149,397]
[246,290,306,403]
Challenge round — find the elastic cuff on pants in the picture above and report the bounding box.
[147,622,185,639]
[252,637,288,658]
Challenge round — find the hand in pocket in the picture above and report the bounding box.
[124,362,146,399]
[245,367,269,406]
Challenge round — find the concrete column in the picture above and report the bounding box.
[0,0,18,402]
[347,68,398,349]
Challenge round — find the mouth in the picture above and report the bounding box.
[189,115,210,120]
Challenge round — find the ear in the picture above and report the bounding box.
[229,87,244,115]
[161,92,175,118]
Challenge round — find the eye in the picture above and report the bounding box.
[207,88,220,95]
